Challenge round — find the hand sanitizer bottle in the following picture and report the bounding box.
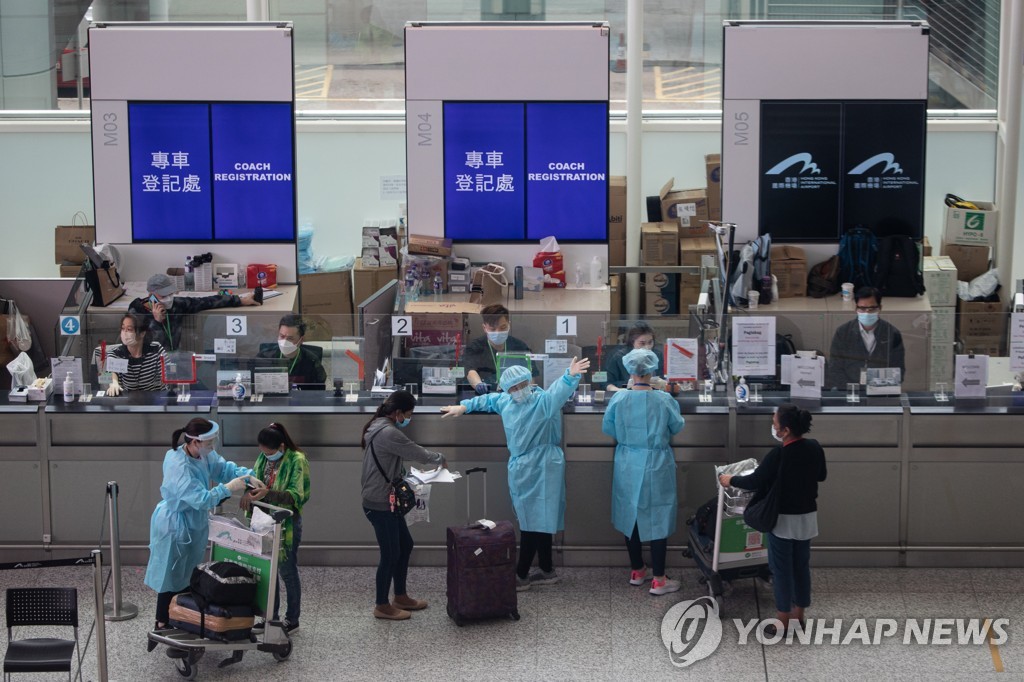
[590,256,604,286]
[232,373,247,401]
[735,376,749,403]
[63,372,75,403]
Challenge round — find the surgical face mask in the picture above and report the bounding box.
[511,387,535,405]
[397,417,411,428]
[487,330,510,346]
[771,425,784,443]
[120,332,137,346]
[264,449,285,462]
[278,339,298,355]
[858,312,879,328]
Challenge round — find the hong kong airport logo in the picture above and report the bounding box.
[660,597,723,668]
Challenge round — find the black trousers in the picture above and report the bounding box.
[625,523,667,577]
[517,530,553,578]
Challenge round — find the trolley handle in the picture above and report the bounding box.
[464,467,488,524]
[250,499,293,524]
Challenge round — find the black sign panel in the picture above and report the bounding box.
[759,101,842,241]
[842,100,926,239]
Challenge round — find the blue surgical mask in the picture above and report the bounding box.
[858,312,879,327]
[265,449,285,462]
[487,330,510,346]
[397,417,411,428]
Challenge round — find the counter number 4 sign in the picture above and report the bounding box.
[59,315,81,336]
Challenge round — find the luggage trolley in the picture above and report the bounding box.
[147,501,294,680]
[682,466,771,617]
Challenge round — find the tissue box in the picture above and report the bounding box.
[27,377,53,402]
[208,515,273,556]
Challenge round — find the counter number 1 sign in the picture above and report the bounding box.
[59,315,81,336]
[556,316,577,337]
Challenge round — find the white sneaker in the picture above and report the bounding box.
[528,569,560,586]
[649,578,680,596]
[629,567,652,586]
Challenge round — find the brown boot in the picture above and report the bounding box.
[393,594,428,611]
[373,604,411,620]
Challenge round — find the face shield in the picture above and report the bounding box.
[185,421,220,454]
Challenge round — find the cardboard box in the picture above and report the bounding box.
[940,241,990,282]
[59,263,83,278]
[300,269,353,318]
[930,306,956,343]
[407,234,453,258]
[54,226,95,264]
[922,236,932,257]
[705,154,722,222]
[770,245,808,298]
[922,256,957,308]
[944,202,997,247]
[408,313,462,349]
[641,222,679,266]
[609,176,626,240]
[609,274,622,318]
[208,515,273,556]
[644,272,679,315]
[956,299,1006,338]
[353,264,398,307]
[958,336,1005,357]
[680,237,716,289]
[448,270,471,284]
[659,179,710,233]
[608,239,626,267]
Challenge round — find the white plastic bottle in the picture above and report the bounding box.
[232,373,247,401]
[574,262,584,287]
[735,376,749,403]
[590,256,604,286]
[63,371,75,403]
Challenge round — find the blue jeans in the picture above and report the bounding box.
[767,533,812,613]
[364,507,414,606]
[274,514,302,623]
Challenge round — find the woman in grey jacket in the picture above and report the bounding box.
[361,390,447,620]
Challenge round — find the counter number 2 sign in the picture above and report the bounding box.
[556,316,577,337]
[392,316,413,336]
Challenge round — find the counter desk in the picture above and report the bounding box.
[3,388,1024,568]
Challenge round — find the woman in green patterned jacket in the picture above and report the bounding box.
[241,422,310,633]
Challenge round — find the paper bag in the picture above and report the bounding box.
[533,235,565,288]
[84,262,125,307]
[470,263,508,307]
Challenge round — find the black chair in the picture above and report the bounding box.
[4,588,80,682]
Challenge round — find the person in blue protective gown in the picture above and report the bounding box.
[144,418,265,630]
[602,348,684,596]
[442,357,590,591]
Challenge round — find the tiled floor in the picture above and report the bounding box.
[0,563,1016,680]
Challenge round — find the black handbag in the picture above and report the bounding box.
[369,435,416,516]
[743,449,784,533]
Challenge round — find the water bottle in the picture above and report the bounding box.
[184,258,195,291]
[735,376,749,403]
[405,269,418,301]
[590,256,604,287]
[63,371,75,403]
[432,273,443,298]
[514,266,524,300]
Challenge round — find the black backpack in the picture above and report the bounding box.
[807,254,841,298]
[189,561,258,609]
[873,234,924,297]
[838,226,877,290]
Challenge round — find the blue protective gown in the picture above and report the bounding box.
[143,446,253,594]
[601,389,684,541]
[460,370,580,533]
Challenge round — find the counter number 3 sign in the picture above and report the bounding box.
[59,315,81,336]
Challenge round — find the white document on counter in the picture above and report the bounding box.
[409,467,462,484]
[954,354,988,399]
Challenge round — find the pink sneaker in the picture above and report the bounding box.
[649,578,680,596]
[629,567,652,586]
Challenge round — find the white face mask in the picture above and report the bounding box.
[511,387,535,404]
[121,332,137,346]
[487,330,510,346]
[278,339,299,355]
[771,425,784,442]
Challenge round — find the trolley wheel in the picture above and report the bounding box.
[710,574,725,597]
[175,658,198,681]
[681,547,693,559]
[714,595,725,619]
[510,610,520,621]
[272,639,293,662]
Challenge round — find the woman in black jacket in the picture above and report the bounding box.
[719,404,827,631]
[360,390,447,621]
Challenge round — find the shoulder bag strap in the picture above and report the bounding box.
[367,430,401,482]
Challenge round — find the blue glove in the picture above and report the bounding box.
[474,382,490,395]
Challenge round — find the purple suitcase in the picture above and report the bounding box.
[446,467,520,625]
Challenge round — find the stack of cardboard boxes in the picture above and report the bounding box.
[941,201,1006,355]
[923,255,958,387]
[641,222,679,315]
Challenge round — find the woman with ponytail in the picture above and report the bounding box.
[240,422,310,633]
[719,404,827,634]
[360,390,447,621]
[144,418,264,631]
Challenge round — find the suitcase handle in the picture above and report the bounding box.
[465,467,487,524]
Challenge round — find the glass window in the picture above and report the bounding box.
[3,0,1000,113]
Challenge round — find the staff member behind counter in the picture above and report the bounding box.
[129,273,260,351]
[256,314,327,387]
[464,304,536,393]
[605,322,665,392]
[92,313,168,395]
[825,286,905,389]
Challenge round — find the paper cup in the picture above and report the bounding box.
[841,282,854,301]
[748,290,760,309]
